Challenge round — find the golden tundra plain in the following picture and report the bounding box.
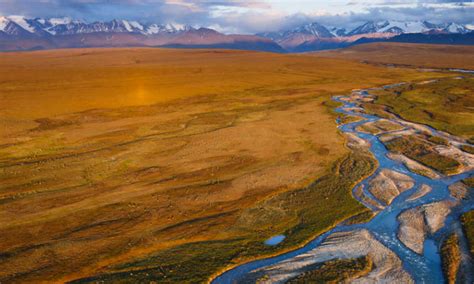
[0,44,468,283]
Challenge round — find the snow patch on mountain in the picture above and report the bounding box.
[329,27,347,37]
[443,22,468,34]
[291,22,334,38]
[0,16,9,31]
[129,21,143,31]
[384,21,429,33]
[8,16,35,33]
[145,24,161,34]
[122,20,132,32]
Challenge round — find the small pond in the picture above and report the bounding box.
[264,235,286,246]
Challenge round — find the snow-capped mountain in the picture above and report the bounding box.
[1,16,473,52]
[347,20,472,36]
[285,22,334,38]
[329,27,347,37]
[258,22,333,41]
[0,16,40,36]
[257,22,336,51]
[441,22,471,34]
[0,16,284,52]
[0,16,192,37]
[255,20,473,52]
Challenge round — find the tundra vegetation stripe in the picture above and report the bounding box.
[440,234,462,284]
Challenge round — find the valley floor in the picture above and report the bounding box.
[0,44,472,283]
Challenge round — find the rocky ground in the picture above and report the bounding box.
[367,169,414,206]
[398,208,426,254]
[406,184,432,202]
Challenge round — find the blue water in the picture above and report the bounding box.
[264,235,286,246]
[213,84,473,284]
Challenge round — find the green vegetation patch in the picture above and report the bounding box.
[343,210,374,225]
[462,177,474,188]
[361,103,393,119]
[426,135,449,146]
[339,114,363,125]
[440,233,461,284]
[461,210,474,256]
[385,136,460,175]
[373,78,474,138]
[375,120,404,132]
[460,145,474,155]
[357,123,380,135]
[286,256,372,284]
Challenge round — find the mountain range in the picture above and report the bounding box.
[258,20,473,52]
[1,16,473,52]
[0,16,284,52]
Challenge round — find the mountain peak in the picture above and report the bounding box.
[291,22,334,38]
[6,15,36,33]
[0,15,285,53]
[0,16,8,31]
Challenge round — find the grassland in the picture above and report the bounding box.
[71,153,376,283]
[440,234,462,284]
[384,136,461,175]
[314,43,474,70]
[0,47,447,282]
[373,77,474,139]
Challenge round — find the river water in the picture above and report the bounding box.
[213,83,473,284]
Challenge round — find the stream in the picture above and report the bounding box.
[212,82,473,284]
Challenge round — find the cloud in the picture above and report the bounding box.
[0,0,472,33]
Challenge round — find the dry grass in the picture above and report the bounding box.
[440,233,461,284]
[313,42,474,70]
[0,47,432,123]
[373,77,474,138]
[0,47,444,282]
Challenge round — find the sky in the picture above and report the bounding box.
[0,0,473,33]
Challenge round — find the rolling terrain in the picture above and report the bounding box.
[314,42,474,70]
[0,46,446,282]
